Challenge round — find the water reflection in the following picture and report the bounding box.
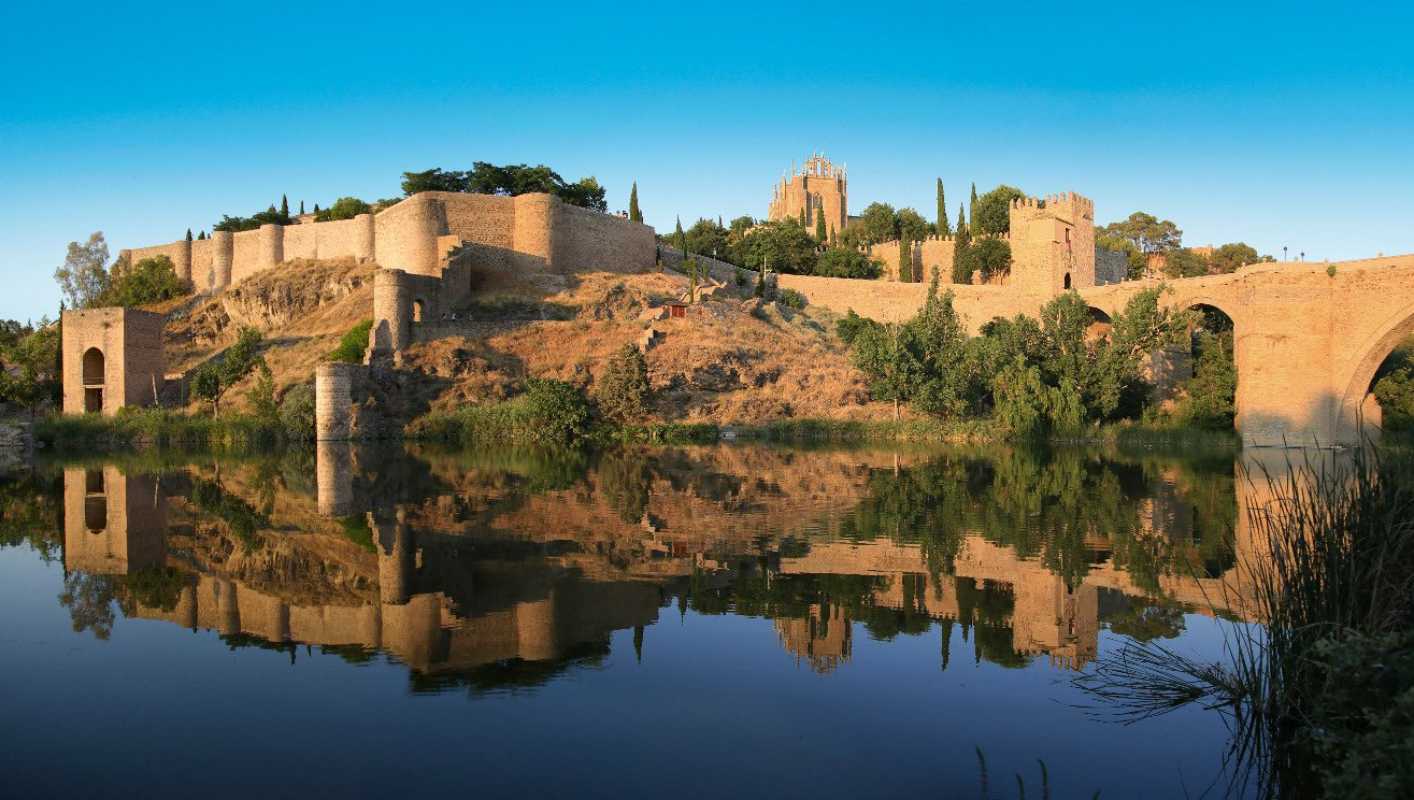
[6,442,1283,690]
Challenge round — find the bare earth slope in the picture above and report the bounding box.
[161,261,893,424]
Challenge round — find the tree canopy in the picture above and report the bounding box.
[400,162,607,211]
[972,185,1025,235]
[314,197,372,222]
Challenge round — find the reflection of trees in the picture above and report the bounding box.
[844,447,1237,595]
[190,478,269,549]
[0,472,61,561]
[595,450,651,524]
[58,573,120,640]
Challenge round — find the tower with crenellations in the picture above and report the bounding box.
[1007,192,1097,295]
[768,153,848,238]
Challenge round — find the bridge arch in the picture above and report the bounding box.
[1336,300,1414,442]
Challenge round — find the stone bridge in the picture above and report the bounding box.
[768,254,1414,447]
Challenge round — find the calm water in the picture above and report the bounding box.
[0,442,1268,798]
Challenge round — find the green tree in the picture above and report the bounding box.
[1098,212,1183,263]
[628,182,642,223]
[683,218,729,261]
[1162,247,1210,278]
[815,247,881,279]
[935,179,949,236]
[54,232,110,309]
[850,322,923,420]
[856,202,899,245]
[185,228,193,242]
[729,220,818,274]
[815,206,827,241]
[969,182,978,228]
[594,343,650,423]
[192,327,265,417]
[899,236,914,282]
[951,204,972,284]
[896,208,931,244]
[98,255,187,307]
[972,185,1025,235]
[280,194,289,219]
[1210,242,1273,273]
[315,197,372,222]
[673,216,686,254]
[956,238,1012,283]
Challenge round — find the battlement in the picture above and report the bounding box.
[1010,192,1094,221]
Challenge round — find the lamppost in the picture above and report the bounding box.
[1283,246,1289,261]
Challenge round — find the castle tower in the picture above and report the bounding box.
[768,153,848,238]
[1007,192,1097,295]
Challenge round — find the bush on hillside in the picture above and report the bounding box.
[328,320,373,364]
[594,344,650,423]
[99,255,188,307]
[815,247,881,279]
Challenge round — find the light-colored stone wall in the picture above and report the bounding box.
[1008,193,1096,293]
[315,362,360,440]
[768,155,848,238]
[60,308,165,415]
[555,201,656,273]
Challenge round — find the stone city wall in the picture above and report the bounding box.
[122,191,655,295]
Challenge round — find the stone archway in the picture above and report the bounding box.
[81,347,105,413]
[413,298,426,323]
[1335,300,1414,443]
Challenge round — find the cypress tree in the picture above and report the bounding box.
[300,200,306,215]
[628,182,642,223]
[199,230,206,240]
[674,216,686,254]
[953,203,972,284]
[314,203,320,214]
[185,228,193,242]
[280,194,289,219]
[815,206,827,240]
[969,183,977,229]
[899,235,912,282]
[935,179,949,236]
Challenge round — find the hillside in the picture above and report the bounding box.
[159,260,896,426]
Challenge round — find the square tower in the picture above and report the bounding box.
[1007,193,1096,296]
[61,308,166,415]
[768,153,848,238]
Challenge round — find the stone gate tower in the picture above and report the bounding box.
[768,153,848,239]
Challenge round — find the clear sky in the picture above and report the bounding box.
[2,1,1412,322]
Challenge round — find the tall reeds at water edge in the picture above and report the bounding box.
[1076,445,1414,798]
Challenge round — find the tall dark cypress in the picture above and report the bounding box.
[628,182,642,223]
[936,178,949,236]
[280,194,289,219]
[185,228,193,242]
[815,206,827,241]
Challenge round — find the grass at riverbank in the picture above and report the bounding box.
[1078,446,1414,797]
[35,408,288,451]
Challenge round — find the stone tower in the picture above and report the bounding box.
[1007,192,1097,296]
[768,153,848,238]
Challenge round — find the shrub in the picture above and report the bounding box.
[410,379,593,446]
[777,287,807,310]
[594,344,650,424]
[278,382,316,441]
[328,319,372,364]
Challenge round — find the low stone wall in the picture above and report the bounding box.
[775,272,1045,331]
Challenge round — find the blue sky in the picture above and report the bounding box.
[2,1,1412,322]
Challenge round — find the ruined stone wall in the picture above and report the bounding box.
[315,362,361,440]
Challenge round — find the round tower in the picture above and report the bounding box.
[353,213,376,262]
[175,238,193,285]
[258,223,284,272]
[512,192,558,271]
[315,362,358,441]
[370,268,412,363]
[211,231,234,291]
